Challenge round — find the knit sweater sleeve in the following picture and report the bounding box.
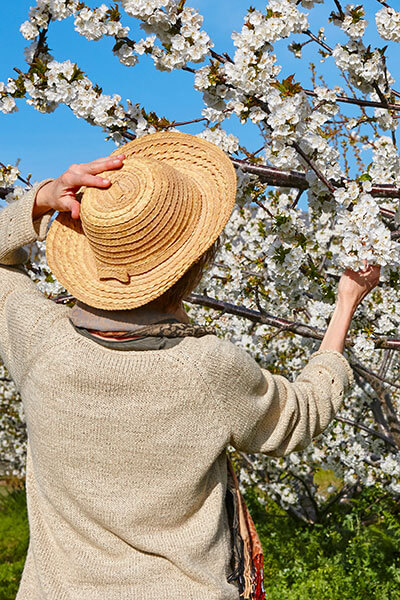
[0,181,64,389]
[203,337,354,457]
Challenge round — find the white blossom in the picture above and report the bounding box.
[376,7,400,43]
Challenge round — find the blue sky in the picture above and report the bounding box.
[0,2,398,187]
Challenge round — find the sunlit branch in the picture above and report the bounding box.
[230,157,400,201]
[185,293,400,350]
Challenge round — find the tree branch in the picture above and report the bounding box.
[0,162,31,188]
[230,157,400,200]
[291,140,335,192]
[335,415,398,449]
[303,88,400,112]
[305,30,333,54]
[352,361,400,391]
[185,293,400,350]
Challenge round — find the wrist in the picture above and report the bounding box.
[336,295,358,316]
[32,180,55,220]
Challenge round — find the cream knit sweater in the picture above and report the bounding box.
[0,185,354,600]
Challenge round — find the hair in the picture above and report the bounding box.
[150,236,221,311]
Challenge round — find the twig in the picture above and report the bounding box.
[291,189,304,208]
[291,141,335,193]
[0,162,31,188]
[376,0,391,8]
[305,30,333,54]
[353,362,400,391]
[168,116,208,128]
[333,0,345,19]
[335,416,398,449]
[374,83,397,146]
[253,198,274,218]
[209,49,229,64]
[303,88,400,111]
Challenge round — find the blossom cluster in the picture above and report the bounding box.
[331,3,368,40]
[332,40,392,95]
[376,7,400,43]
[333,181,398,270]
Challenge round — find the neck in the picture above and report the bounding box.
[69,298,190,331]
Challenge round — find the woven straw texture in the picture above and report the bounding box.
[45,131,237,310]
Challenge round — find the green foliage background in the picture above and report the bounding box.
[1,484,399,600]
[0,487,29,600]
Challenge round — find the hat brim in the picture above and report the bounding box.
[45,131,237,310]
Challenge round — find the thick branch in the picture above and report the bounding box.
[185,293,400,350]
[230,158,400,200]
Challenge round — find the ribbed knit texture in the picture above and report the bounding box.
[0,185,354,600]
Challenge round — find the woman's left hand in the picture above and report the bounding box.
[33,154,125,220]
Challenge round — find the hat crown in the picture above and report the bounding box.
[45,131,238,310]
[80,157,202,283]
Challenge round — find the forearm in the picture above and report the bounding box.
[319,298,355,354]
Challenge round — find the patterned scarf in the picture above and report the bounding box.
[226,458,265,600]
[69,307,265,598]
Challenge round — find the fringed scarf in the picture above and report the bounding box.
[69,307,265,599]
[226,457,265,600]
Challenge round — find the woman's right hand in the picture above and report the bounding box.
[33,155,125,220]
[337,263,381,311]
[319,262,380,354]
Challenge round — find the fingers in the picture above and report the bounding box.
[75,173,114,188]
[85,155,125,175]
[61,155,125,187]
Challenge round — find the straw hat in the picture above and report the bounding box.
[45,131,237,310]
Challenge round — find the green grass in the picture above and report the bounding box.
[0,486,29,600]
[244,485,400,600]
[1,483,399,600]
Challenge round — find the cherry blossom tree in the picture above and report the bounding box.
[1,0,400,523]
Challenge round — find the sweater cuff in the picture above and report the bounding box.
[308,349,354,388]
[0,179,55,266]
